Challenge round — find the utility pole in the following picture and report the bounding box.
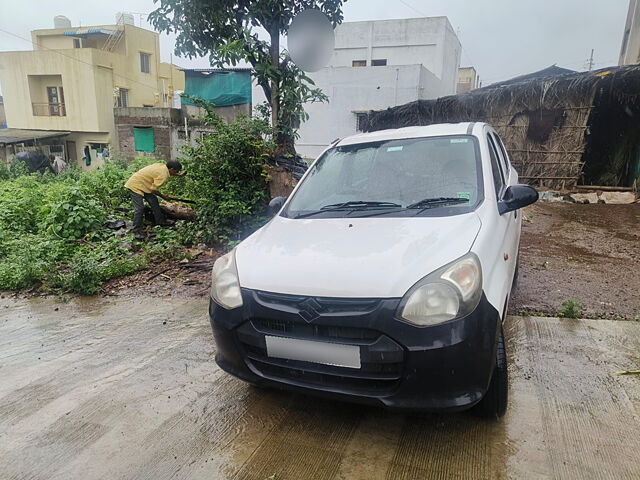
[588,49,595,71]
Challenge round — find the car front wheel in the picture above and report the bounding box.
[473,326,508,418]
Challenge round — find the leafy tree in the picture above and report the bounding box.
[149,0,346,154]
[175,100,275,244]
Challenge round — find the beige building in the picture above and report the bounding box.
[456,66,479,94]
[0,17,184,169]
[0,95,6,128]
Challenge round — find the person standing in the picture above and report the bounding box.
[124,160,183,239]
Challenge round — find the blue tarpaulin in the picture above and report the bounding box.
[182,70,252,107]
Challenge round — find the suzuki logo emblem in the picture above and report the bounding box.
[298,298,323,323]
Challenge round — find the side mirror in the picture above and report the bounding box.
[498,185,538,215]
[268,196,287,216]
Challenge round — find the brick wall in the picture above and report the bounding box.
[114,108,180,161]
[114,105,250,161]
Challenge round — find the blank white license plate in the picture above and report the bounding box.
[265,336,361,369]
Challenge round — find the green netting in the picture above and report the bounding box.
[183,71,252,107]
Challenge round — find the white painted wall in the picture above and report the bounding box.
[252,17,461,159]
[331,17,456,80]
[294,65,447,158]
[620,0,640,65]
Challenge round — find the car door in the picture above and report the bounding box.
[487,130,520,307]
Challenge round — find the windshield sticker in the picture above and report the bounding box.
[450,138,469,144]
[386,146,403,152]
[457,192,471,200]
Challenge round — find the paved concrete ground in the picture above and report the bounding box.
[1,297,638,479]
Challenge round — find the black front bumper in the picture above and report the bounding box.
[209,289,500,411]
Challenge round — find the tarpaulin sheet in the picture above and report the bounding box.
[182,70,252,107]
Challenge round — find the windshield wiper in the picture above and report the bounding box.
[321,201,401,210]
[353,197,470,218]
[293,201,401,219]
[405,197,469,210]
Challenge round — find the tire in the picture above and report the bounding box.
[473,327,508,418]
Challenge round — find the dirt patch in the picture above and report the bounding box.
[509,202,640,320]
[102,250,219,299]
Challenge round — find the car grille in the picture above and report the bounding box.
[252,317,379,342]
[235,290,405,395]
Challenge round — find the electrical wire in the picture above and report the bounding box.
[398,0,428,16]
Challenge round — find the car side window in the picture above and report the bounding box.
[492,132,511,179]
[486,134,505,198]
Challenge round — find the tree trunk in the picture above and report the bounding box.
[159,202,196,221]
[275,131,296,155]
[268,22,296,156]
[269,24,280,141]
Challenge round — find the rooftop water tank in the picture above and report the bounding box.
[54,15,72,29]
[115,12,135,26]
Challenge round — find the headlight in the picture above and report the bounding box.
[397,252,482,326]
[210,250,243,309]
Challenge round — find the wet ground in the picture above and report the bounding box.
[1,297,639,479]
[509,202,639,319]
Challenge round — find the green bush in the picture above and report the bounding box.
[54,242,147,295]
[43,186,106,239]
[0,176,47,233]
[175,112,274,244]
[0,116,275,293]
[0,252,47,290]
[0,159,152,293]
[559,299,582,319]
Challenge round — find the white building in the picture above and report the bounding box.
[253,17,462,159]
[619,0,640,65]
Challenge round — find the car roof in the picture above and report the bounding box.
[336,122,485,147]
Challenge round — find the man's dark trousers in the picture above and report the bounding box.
[128,189,165,233]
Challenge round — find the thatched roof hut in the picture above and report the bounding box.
[366,65,640,190]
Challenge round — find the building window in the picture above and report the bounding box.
[372,59,387,66]
[352,60,367,67]
[134,127,155,153]
[355,113,368,132]
[116,88,129,108]
[29,75,66,116]
[140,52,151,73]
[46,86,65,116]
[73,38,81,48]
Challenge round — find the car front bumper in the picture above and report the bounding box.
[209,289,500,411]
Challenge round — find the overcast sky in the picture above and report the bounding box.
[0,0,630,91]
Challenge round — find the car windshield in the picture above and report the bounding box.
[284,135,482,218]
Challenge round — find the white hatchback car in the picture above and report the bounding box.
[209,122,538,418]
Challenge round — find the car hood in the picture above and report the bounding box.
[235,213,482,298]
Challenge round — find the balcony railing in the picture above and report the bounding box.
[32,103,66,117]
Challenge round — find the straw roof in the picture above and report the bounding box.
[366,64,640,189]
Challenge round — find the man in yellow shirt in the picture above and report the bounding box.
[124,161,183,239]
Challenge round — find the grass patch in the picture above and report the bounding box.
[558,299,582,319]
[0,158,185,294]
[1,114,275,295]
